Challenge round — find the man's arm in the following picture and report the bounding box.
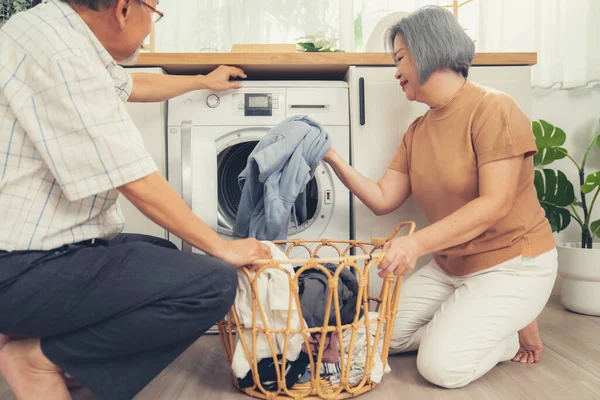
[117,172,271,267]
[128,65,247,103]
[117,172,226,255]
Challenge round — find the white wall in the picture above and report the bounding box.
[531,88,600,246]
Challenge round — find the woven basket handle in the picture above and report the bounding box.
[247,221,416,266]
[372,221,416,249]
[387,220,416,241]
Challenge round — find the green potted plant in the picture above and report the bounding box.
[296,32,344,52]
[533,119,600,315]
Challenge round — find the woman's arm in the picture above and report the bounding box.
[378,155,524,276]
[324,147,412,216]
[128,65,247,103]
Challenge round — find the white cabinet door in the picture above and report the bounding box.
[120,67,168,239]
[345,66,431,296]
[346,65,532,295]
[345,67,430,242]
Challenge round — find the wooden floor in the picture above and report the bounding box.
[2,296,600,400]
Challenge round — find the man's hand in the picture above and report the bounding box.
[129,66,248,102]
[201,65,247,91]
[220,239,272,268]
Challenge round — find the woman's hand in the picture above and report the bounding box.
[220,239,272,268]
[322,146,412,217]
[323,147,338,164]
[377,236,422,277]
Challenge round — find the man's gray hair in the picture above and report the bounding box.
[58,0,139,11]
[386,5,475,84]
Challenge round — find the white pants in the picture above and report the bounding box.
[389,249,558,388]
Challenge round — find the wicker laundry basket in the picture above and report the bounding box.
[218,221,415,400]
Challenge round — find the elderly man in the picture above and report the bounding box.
[0,1,272,399]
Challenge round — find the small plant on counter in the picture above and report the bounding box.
[296,32,344,52]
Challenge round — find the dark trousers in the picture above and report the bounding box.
[0,234,237,400]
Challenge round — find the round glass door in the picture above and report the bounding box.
[216,140,320,236]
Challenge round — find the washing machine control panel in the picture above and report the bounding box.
[243,93,274,116]
[231,90,285,118]
[206,94,220,108]
[169,84,349,126]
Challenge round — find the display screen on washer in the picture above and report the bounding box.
[245,93,272,116]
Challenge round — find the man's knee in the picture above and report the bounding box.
[217,263,238,312]
[417,344,474,389]
[189,258,237,315]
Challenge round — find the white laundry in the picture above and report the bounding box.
[329,366,364,386]
[231,242,305,379]
[338,312,391,384]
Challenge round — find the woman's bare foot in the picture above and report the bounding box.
[0,339,71,399]
[0,334,9,351]
[512,320,543,364]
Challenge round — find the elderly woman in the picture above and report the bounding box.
[324,5,556,389]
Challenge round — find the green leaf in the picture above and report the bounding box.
[318,48,344,52]
[581,172,600,194]
[592,219,600,239]
[542,205,571,234]
[297,42,318,52]
[534,169,575,232]
[532,120,568,166]
[596,134,600,149]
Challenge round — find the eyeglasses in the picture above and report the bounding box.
[141,1,164,23]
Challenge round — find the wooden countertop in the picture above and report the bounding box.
[132,52,537,79]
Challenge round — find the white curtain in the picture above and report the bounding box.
[155,0,341,53]
[154,0,599,89]
[354,0,600,88]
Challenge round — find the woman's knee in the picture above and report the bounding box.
[388,314,423,354]
[389,325,416,354]
[416,344,474,389]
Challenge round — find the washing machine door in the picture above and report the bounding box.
[190,126,336,244]
[167,121,220,251]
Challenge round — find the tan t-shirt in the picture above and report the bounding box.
[389,80,555,276]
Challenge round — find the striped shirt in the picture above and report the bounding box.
[0,0,157,251]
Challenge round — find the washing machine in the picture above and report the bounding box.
[167,81,351,259]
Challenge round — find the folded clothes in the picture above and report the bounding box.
[296,361,364,386]
[231,242,304,379]
[340,312,391,384]
[329,366,365,386]
[297,262,362,328]
[301,332,339,363]
[238,352,310,391]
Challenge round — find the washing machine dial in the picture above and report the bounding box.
[206,94,220,108]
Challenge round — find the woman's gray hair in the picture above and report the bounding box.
[386,5,475,84]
